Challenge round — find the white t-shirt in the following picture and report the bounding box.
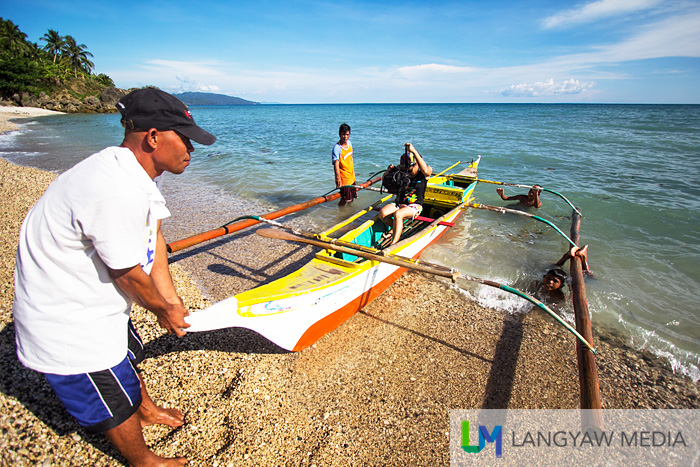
[13,147,171,374]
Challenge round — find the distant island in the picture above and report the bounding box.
[174,92,260,106]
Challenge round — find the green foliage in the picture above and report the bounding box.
[96,74,115,87]
[0,56,44,98]
[0,17,113,101]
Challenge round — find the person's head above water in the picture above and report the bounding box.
[528,184,542,202]
[543,268,567,291]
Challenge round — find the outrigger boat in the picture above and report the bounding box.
[182,155,600,415]
[184,158,481,351]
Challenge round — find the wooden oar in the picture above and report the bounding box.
[166,175,382,253]
[256,228,596,353]
[467,203,577,247]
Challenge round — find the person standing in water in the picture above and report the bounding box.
[332,123,357,206]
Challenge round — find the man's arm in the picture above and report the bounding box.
[407,144,432,177]
[109,220,189,336]
[150,220,183,305]
[333,159,342,188]
[496,188,528,203]
[532,188,543,208]
[109,264,189,337]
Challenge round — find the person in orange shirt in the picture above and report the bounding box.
[332,123,357,206]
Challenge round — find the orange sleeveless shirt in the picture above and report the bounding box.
[336,141,354,185]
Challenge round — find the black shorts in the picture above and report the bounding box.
[340,184,358,202]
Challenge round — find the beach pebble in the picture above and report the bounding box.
[1,157,699,466]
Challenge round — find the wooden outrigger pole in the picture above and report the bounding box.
[473,180,603,425]
[570,211,603,430]
[166,175,382,253]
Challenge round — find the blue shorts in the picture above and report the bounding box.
[44,319,145,433]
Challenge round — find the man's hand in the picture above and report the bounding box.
[109,264,190,337]
[157,302,190,337]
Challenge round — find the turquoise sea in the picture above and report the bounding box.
[2,104,699,380]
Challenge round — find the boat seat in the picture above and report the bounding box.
[414,215,455,227]
[375,217,428,250]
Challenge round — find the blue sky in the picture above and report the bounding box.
[5,0,700,103]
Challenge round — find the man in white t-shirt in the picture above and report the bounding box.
[13,88,216,467]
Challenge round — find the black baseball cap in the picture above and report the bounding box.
[117,88,216,145]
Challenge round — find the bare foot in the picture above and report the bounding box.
[105,413,187,467]
[137,374,184,428]
[139,404,185,429]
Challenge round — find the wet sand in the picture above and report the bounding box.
[1,113,698,465]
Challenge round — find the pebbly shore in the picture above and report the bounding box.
[0,111,698,466]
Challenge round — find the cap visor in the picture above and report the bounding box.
[174,125,217,146]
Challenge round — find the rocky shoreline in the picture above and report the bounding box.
[0,117,698,465]
[0,86,129,114]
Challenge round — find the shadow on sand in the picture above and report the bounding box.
[0,317,287,464]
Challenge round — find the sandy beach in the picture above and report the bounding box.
[0,106,65,132]
[1,111,698,466]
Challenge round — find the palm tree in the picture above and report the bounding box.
[62,35,94,77]
[41,29,64,64]
[0,19,32,58]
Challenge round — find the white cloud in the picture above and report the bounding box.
[174,75,221,93]
[500,79,595,97]
[394,63,478,80]
[543,0,662,29]
[142,59,225,76]
[107,8,698,103]
[595,12,700,60]
[550,12,700,66]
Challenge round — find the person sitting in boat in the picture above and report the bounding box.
[496,185,542,208]
[378,143,433,245]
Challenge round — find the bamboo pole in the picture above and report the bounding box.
[570,211,604,430]
[467,203,577,247]
[256,228,597,352]
[166,176,382,253]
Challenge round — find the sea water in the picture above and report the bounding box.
[2,104,699,380]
